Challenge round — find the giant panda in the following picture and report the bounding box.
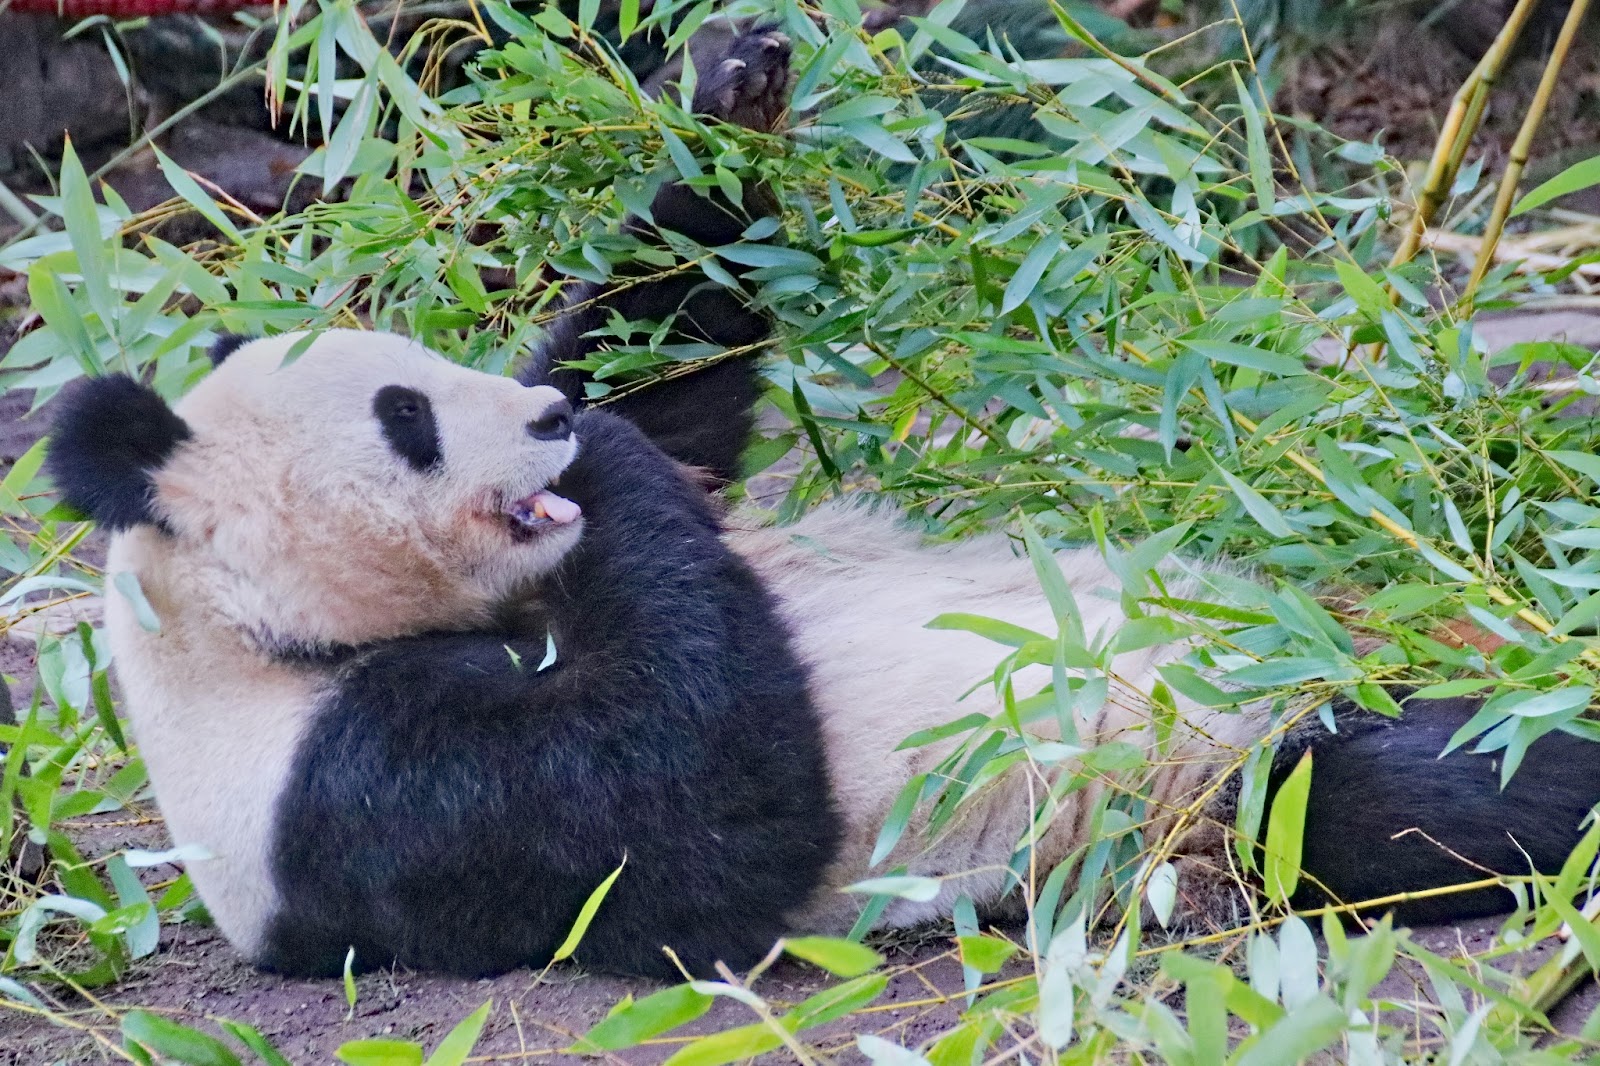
[42,25,1600,981]
[45,331,842,980]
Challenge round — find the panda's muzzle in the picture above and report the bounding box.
[505,489,582,542]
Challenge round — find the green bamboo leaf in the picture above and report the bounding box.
[1001,232,1062,315]
[1020,513,1085,644]
[617,0,639,37]
[219,1023,292,1066]
[956,935,1018,973]
[784,936,883,977]
[343,947,358,1010]
[869,772,925,866]
[662,1023,780,1066]
[106,855,159,959]
[423,1001,491,1066]
[1513,153,1600,216]
[335,1040,424,1066]
[1263,751,1312,905]
[29,268,103,375]
[58,139,117,339]
[845,875,942,902]
[1214,464,1294,537]
[1232,996,1346,1066]
[1334,259,1388,321]
[153,148,245,245]
[122,1012,241,1066]
[1548,450,1600,483]
[1181,340,1306,377]
[1232,68,1274,214]
[659,127,704,180]
[839,119,917,163]
[926,613,1049,648]
[574,985,713,1052]
[550,858,625,962]
[1234,745,1271,874]
[1,437,48,514]
[321,76,379,193]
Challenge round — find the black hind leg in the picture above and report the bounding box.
[520,25,793,484]
[1271,695,1600,924]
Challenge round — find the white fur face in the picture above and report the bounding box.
[146,330,582,649]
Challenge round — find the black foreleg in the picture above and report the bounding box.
[520,26,794,484]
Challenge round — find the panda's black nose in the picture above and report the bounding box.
[527,400,574,441]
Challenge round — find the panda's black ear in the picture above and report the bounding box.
[45,375,192,531]
[208,333,254,367]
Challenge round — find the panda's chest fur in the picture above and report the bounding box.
[105,529,327,957]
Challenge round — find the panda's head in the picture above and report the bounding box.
[47,330,583,651]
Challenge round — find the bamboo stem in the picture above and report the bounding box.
[1463,0,1595,308]
[1388,0,1542,274]
[1485,897,1600,1036]
[1443,81,1492,184]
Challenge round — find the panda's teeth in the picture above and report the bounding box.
[509,505,547,529]
[505,490,580,536]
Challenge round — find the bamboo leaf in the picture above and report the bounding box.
[1232,68,1274,214]
[549,860,625,963]
[1214,463,1294,537]
[785,937,884,977]
[423,1001,491,1066]
[1263,751,1312,905]
[1513,153,1600,216]
[153,148,245,245]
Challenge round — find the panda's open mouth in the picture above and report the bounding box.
[505,489,582,543]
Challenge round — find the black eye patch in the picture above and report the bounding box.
[373,385,441,472]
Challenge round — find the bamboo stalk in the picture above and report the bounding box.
[1483,896,1600,1037]
[1463,0,1596,307]
[1388,0,1543,275]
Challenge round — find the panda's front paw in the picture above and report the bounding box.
[690,25,792,132]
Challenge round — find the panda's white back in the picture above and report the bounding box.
[730,502,1271,932]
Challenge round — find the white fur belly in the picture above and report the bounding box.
[106,534,321,958]
[729,504,1269,933]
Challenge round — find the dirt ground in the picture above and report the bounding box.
[4,893,1600,1062]
[0,919,987,1064]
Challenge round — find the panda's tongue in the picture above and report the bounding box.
[510,489,582,528]
[533,490,582,524]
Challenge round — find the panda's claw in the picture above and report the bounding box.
[691,25,793,132]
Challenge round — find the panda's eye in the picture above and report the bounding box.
[373,385,441,472]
